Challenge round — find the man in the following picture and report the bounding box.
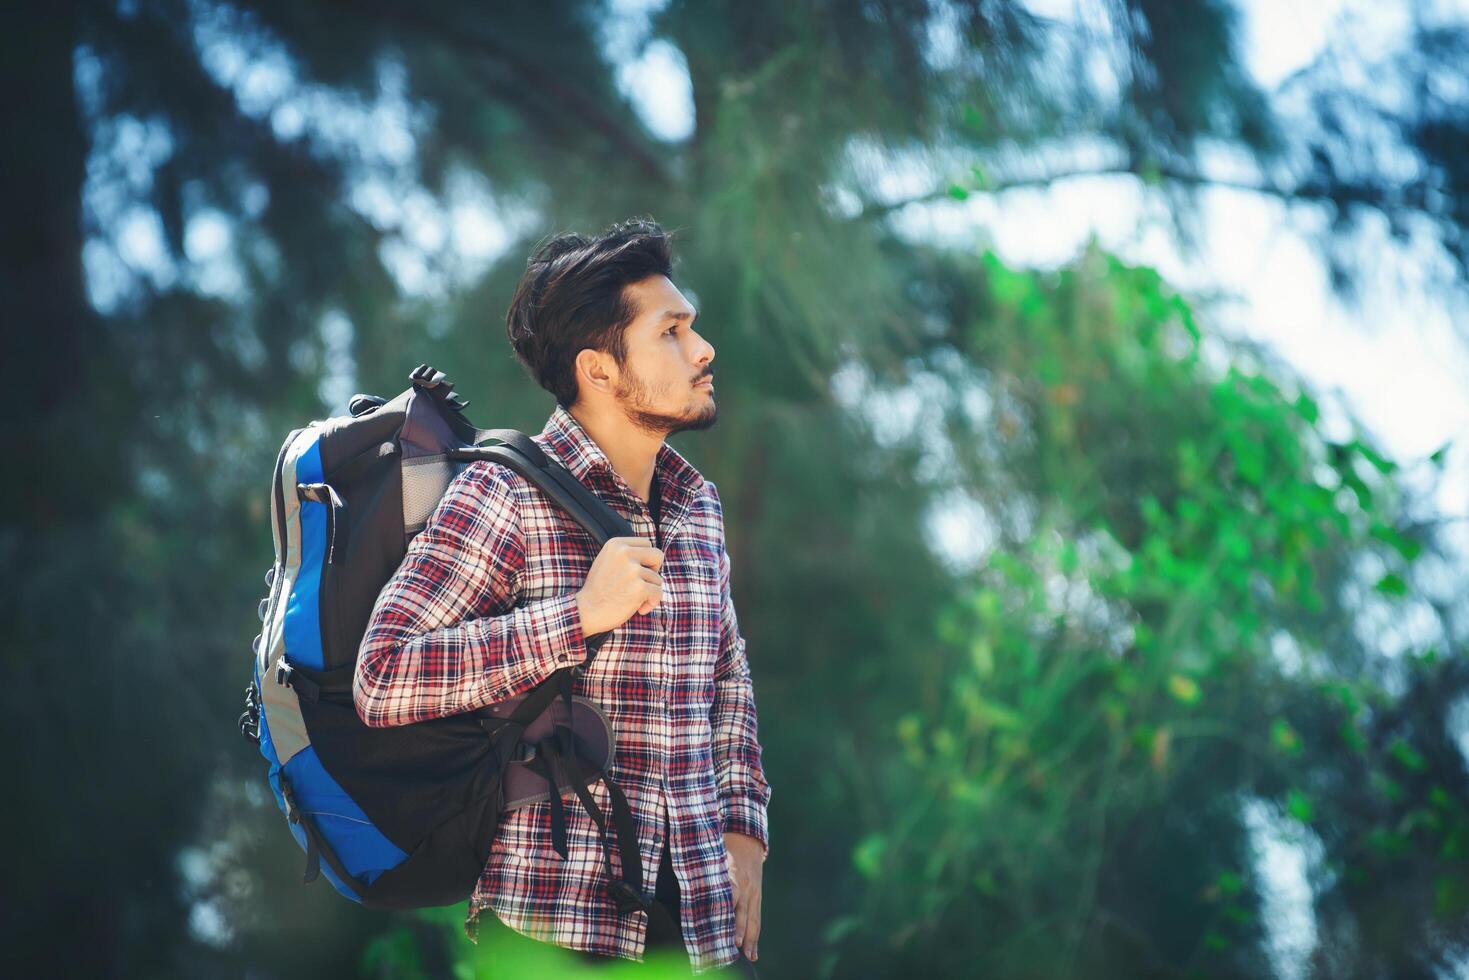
[353,218,770,975]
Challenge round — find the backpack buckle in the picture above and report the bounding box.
[238,681,261,745]
[280,779,301,824]
[409,364,451,391]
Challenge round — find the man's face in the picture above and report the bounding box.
[607,275,718,437]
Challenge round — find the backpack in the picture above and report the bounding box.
[238,364,675,930]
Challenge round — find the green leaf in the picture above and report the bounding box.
[1168,674,1202,705]
[1233,440,1266,484]
[1367,827,1409,856]
[852,834,887,879]
[1271,719,1302,754]
[971,696,1025,730]
[1286,788,1314,823]
[1390,738,1427,772]
[362,928,427,980]
[1370,523,1423,561]
[1215,870,1245,896]
[1435,874,1469,917]
[1223,904,1254,924]
[1352,439,1398,474]
[1058,539,1078,574]
[822,914,862,944]
[1340,719,1367,753]
[1375,573,1408,596]
[969,638,995,677]
[1373,773,1405,802]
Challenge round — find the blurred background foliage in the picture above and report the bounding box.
[4,0,1469,977]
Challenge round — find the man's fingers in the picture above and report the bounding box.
[733,891,748,949]
[747,887,761,960]
[608,536,664,570]
[624,541,664,570]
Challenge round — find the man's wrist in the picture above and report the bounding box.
[723,830,766,860]
[574,588,601,637]
[720,798,769,860]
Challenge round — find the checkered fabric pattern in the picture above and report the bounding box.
[354,402,771,972]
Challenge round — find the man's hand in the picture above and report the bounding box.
[724,831,764,961]
[575,536,664,635]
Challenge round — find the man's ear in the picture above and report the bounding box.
[575,347,615,398]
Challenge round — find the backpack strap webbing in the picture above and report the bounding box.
[528,673,681,941]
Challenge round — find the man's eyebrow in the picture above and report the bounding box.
[662,309,699,324]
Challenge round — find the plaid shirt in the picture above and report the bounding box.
[354,402,771,972]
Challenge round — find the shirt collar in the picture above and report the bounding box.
[536,402,706,514]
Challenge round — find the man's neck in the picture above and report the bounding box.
[568,402,663,504]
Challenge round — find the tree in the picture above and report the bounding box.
[3,1,1465,976]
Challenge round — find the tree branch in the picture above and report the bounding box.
[855,160,1432,225]
[335,0,674,187]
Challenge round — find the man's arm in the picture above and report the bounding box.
[353,462,588,728]
[706,483,772,856]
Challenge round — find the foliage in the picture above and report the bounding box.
[4,1,1468,978]
[822,246,1469,978]
[361,905,697,980]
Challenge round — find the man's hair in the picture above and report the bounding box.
[505,217,677,408]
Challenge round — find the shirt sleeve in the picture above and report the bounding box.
[706,482,773,858]
[353,460,588,728]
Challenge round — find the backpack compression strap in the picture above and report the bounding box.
[478,660,678,936]
[532,672,681,939]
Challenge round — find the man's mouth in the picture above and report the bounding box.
[695,376,714,388]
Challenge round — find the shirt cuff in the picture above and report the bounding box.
[720,792,769,859]
[523,590,588,671]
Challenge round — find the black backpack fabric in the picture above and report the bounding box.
[238,365,676,931]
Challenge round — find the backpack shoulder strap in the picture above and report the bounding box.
[450,430,631,664]
[449,430,634,548]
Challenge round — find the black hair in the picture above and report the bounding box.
[505,216,678,408]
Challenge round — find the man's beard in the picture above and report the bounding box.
[614,362,718,437]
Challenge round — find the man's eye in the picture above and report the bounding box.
[666,325,678,336]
